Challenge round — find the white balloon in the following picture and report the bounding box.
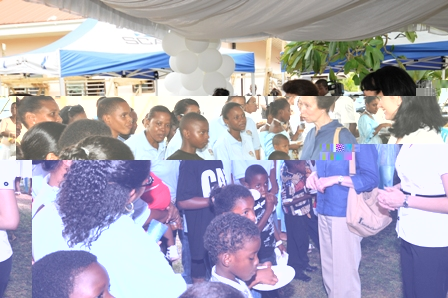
[181,68,204,91]
[169,56,179,72]
[185,39,209,53]
[198,48,223,73]
[162,31,186,56]
[208,39,221,50]
[202,72,226,95]
[176,50,198,74]
[164,72,182,94]
[217,55,236,78]
[226,81,234,96]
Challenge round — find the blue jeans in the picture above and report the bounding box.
[178,229,192,284]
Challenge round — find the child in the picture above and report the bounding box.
[141,172,180,262]
[176,160,226,284]
[281,161,318,282]
[167,113,209,160]
[204,213,261,298]
[97,97,133,140]
[268,151,290,160]
[210,184,279,292]
[272,134,289,155]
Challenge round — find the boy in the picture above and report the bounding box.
[272,134,289,155]
[167,113,209,160]
[281,161,318,282]
[268,151,290,160]
[97,97,133,140]
[204,213,261,298]
[244,165,286,266]
[176,160,226,284]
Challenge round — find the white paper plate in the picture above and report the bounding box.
[252,265,295,291]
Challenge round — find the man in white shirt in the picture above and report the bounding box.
[330,96,358,137]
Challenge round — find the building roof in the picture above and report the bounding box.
[0,0,83,25]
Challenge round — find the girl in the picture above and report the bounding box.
[19,122,65,160]
[32,161,186,298]
[358,97,391,144]
[213,102,257,160]
[125,106,171,159]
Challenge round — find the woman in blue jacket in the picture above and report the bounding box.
[306,145,379,298]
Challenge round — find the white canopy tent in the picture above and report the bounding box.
[26,0,448,42]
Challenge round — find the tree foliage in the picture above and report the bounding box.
[280,32,417,85]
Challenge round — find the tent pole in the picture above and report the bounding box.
[155,79,159,96]
[59,77,66,96]
[251,73,255,95]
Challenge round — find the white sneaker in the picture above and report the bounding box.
[166,245,180,262]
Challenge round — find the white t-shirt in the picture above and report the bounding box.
[33,203,186,298]
[0,161,16,262]
[388,127,445,144]
[210,266,253,298]
[125,130,166,160]
[395,144,448,247]
[331,96,356,128]
[32,174,59,218]
[32,163,49,198]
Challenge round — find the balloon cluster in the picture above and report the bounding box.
[162,32,235,95]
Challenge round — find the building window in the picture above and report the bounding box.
[9,87,40,95]
[66,80,106,96]
[132,80,155,94]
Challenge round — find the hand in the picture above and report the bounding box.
[306,171,319,190]
[255,267,278,286]
[377,188,405,210]
[316,177,337,193]
[165,203,182,230]
[277,244,286,254]
[265,193,278,209]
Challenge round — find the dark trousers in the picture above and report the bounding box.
[0,256,12,298]
[307,208,320,250]
[285,212,309,271]
[401,239,448,298]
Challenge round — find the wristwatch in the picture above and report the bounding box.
[337,176,344,185]
[403,195,409,208]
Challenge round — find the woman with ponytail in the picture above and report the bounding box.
[58,136,134,160]
[32,161,186,298]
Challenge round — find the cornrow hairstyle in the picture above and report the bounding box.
[19,122,66,160]
[32,250,98,298]
[57,119,112,153]
[17,96,56,128]
[210,184,253,216]
[172,98,200,118]
[97,97,127,121]
[244,164,268,185]
[204,212,260,264]
[57,160,150,248]
[389,96,447,138]
[58,136,134,160]
[146,105,172,121]
[59,105,86,125]
[269,98,289,117]
[221,102,243,119]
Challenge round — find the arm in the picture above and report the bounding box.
[378,173,448,214]
[0,189,19,230]
[373,123,391,136]
[269,166,279,195]
[256,194,276,231]
[349,123,359,138]
[177,197,210,210]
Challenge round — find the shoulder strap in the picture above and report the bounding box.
[349,152,356,175]
[333,127,343,144]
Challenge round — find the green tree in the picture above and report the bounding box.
[281,32,417,85]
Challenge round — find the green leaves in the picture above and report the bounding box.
[281,30,416,85]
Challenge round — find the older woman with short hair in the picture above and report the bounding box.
[300,96,357,160]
